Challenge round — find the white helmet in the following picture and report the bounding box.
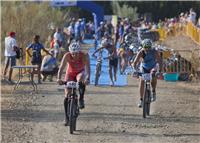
[69,42,81,53]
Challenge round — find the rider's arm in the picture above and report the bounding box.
[132,50,143,69]
[57,53,68,80]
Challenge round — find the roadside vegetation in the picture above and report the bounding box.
[1,1,70,62]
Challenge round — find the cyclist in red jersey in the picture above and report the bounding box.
[57,41,90,125]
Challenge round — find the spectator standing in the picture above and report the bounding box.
[3,32,19,84]
[80,18,86,42]
[107,20,114,36]
[53,27,63,47]
[26,35,52,84]
[67,22,75,44]
[88,21,95,35]
[96,21,105,41]
[74,19,81,41]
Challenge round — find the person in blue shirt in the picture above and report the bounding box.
[132,39,162,108]
[26,35,52,84]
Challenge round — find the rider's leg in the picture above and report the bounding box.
[139,78,145,99]
[109,65,114,86]
[64,88,70,126]
[76,71,86,109]
[151,73,157,101]
[151,77,157,92]
[113,58,118,82]
[138,78,145,108]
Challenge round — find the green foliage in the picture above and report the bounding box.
[111,1,138,21]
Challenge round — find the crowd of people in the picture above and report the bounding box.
[138,8,199,36]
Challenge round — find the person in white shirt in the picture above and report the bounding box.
[53,40,60,59]
[53,27,63,47]
[3,32,19,83]
[67,22,75,41]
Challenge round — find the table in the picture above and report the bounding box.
[12,65,38,92]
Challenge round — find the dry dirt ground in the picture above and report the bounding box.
[1,35,200,143]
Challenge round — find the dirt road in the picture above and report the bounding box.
[1,75,200,143]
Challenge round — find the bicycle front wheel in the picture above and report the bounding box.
[73,100,79,131]
[146,90,151,116]
[69,99,75,134]
[143,85,148,118]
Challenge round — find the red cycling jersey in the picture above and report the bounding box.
[65,52,85,81]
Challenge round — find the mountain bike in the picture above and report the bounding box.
[139,72,152,118]
[64,81,80,134]
[133,70,152,118]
